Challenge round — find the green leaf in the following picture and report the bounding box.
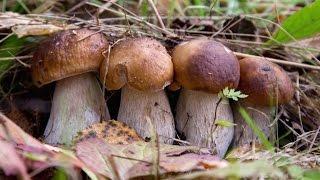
[0,35,28,78]
[267,1,320,45]
[303,170,320,180]
[215,120,236,127]
[287,165,304,179]
[220,87,248,101]
[52,168,68,180]
[238,106,274,150]
[176,160,284,179]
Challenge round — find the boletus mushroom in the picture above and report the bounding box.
[233,57,294,146]
[32,28,110,145]
[100,37,175,143]
[172,38,240,157]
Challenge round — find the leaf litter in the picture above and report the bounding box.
[1,1,320,179]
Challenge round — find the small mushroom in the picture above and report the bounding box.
[172,38,240,157]
[32,28,110,145]
[100,37,175,143]
[232,57,294,146]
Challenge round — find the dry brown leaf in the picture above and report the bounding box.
[0,12,42,29]
[0,113,46,150]
[0,140,29,179]
[12,24,64,38]
[0,12,77,37]
[0,113,97,179]
[75,137,228,179]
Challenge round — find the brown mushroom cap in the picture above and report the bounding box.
[32,28,109,87]
[238,57,294,106]
[101,37,173,91]
[172,38,240,94]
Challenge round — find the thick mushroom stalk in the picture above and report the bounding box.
[176,89,234,156]
[101,38,175,143]
[118,85,175,143]
[32,29,110,145]
[172,39,240,157]
[233,103,276,145]
[44,73,109,144]
[232,57,294,146]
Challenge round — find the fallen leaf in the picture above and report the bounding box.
[174,160,284,179]
[0,140,29,179]
[75,137,227,179]
[0,113,47,150]
[0,12,78,37]
[12,24,63,38]
[0,12,41,29]
[0,113,97,179]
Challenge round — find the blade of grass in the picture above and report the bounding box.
[238,106,274,150]
[16,0,31,13]
[2,0,6,12]
[0,35,28,80]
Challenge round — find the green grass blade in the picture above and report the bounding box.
[16,0,31,13]
[267,0,320,45]
[238,106,274,150]
[0,35,28,79]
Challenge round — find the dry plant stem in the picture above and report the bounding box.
[175,89,234,158]
[233,102,276,146]
[117,85,175,144]
[147,0,166,30]
[44,73,110,145]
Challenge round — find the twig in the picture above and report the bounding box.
[111,154,152,164]
[86,2,176,37]
[98,0,118,14]
[8,51,30,68]
[65,0,88,14]
[147,0,166,30]
[0,55,33,61]
[307,126,320,153]
[107,155,121,180]
[233,52,320,70]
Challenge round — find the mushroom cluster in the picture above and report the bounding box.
[32,30,294,158]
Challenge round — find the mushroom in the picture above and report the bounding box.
[172,38,240,157]
[32,28,110,145]
[233,57,294,146]
[100,37,175,143]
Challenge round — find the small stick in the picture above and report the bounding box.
[147,0,166,30]
[234,52,320,70]
[307,126,320,153]
[0,55,33,61]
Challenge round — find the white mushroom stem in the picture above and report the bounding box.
[117,85,175,144]
[44,73,110,145]
[176,89,234,158]
[233,103,276,146]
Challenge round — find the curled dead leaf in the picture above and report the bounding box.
[75,137,228,179]
[0,12,41,29]
[0,12,78,37]
[0,140,29,179]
